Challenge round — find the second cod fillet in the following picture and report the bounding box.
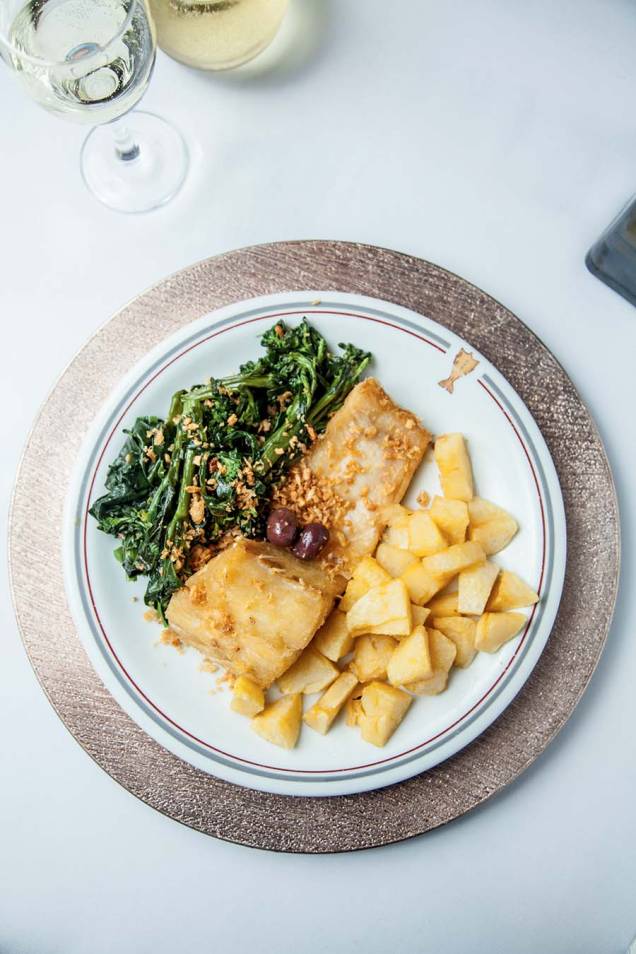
[274,378,431,575]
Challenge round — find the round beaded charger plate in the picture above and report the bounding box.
[9,241,619,851]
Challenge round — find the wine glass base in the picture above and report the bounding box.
[80,111,189,213]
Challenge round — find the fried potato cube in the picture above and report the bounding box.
[383,503,413,524]
[358,682,412,747]
[230,676,265,717]
[382,504,412,549]
[457,560,499,615]
[406,628,457,695]
[475,612,526,652]
[426,591,460,616]
[406,510,448,557]
[411,604,431,626]
[360,681,411,719]
[428,626,458,671]
[383,525,410,550]
[339,556,392,612]
[347,579,412,637]
[408,671,449,696]
[303,672,358,735]
[429,496,469,545]
[434,433,474,502]
[470,519,518,555]
[278,646,339,695]
[313,609,354,661]
[432,616,477,668]
[375,542,418,577]
[350,635,398,682]
[468,498,518,555]
[387,624,433,686]
[251,694,302,749]
[346,698,363,727]
[468,497,508,523]
[422,541,485,578]
[345,684,365,727]
[486,570,540,611]
[401,562,451,605]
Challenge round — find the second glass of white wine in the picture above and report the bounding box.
[148,0,289,71]
[0,0,189,213]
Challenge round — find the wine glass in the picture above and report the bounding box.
[0,0,189,213]
[147,0,289,72]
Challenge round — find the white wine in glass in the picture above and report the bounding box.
[1,0,189,212]
[148,0,288,71]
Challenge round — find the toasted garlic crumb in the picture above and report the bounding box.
[189,494,205,525]
[160,628,183,651]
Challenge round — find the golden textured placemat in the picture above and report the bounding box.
[8,241,619,852]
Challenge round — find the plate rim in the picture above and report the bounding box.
[63,289,566,797]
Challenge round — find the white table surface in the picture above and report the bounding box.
[2,1,635,951]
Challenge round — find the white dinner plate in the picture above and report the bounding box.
[64,291,566,797]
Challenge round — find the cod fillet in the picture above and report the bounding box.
[274,378,431,574]
[167,538,340,688]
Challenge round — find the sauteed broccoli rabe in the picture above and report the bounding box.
[89,320,371,621]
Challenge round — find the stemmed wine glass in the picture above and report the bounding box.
[0,0,189,213]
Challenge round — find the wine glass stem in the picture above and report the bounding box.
[111,119,140,162]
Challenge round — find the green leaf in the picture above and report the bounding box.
[89,319,372,617]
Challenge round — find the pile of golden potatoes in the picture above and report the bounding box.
[233,433,539,749]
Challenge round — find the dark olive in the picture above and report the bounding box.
[292,523,329,560]
[266,508,299,547]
